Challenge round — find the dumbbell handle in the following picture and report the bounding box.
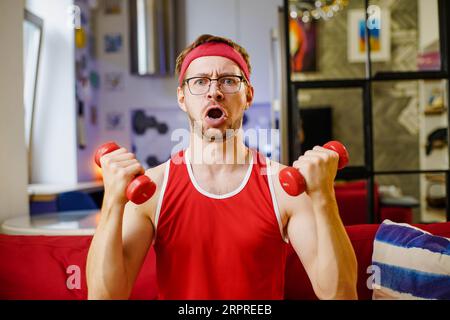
[279,141,349,197]
[94,142,156,205]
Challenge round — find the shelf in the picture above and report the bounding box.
[28,181,104,198]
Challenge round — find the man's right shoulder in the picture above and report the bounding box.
[145,161,168,187]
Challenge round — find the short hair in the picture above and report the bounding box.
[175,34,252,79]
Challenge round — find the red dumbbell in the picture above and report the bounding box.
[279,141,349,197]
[94,142,156,205]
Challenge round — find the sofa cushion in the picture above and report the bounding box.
[284,224,380,300]
[0,235,157,300]
[372,220,450,300]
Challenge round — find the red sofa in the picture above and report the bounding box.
[1,221,450,300]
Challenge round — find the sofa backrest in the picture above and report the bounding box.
[334,180,380,225]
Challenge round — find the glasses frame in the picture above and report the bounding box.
[183,75,246,95]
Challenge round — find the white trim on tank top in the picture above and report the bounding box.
[265,157,290,243]
[154,151,288,244]
[185,147,254,200]
[154,159,171,237]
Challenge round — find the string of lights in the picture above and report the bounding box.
[289,0,350,23]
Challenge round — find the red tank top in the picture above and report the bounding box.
[153,148,288,299]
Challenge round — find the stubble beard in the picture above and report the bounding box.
[188,113,243,143]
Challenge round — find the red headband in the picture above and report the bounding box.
[178,42,250,86]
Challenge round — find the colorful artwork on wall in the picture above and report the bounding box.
[104,72,125,91]
[289,18,317,72]
[348,9,391,62]
[104,0,122,15]
[90,105,98,126]
[104,33,122,53]
[105,111,125,130]
[130,108,189,168]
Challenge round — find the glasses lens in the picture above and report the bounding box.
[188,77,210,95]
[218,76,241,93]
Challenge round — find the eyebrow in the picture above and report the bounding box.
[189,72,241,78]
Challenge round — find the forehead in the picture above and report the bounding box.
[185,56,241,77]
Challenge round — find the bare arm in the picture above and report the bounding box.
[86,198,154,299]
[86,148,161,299]
[275,147,358,299]
[286,192,357,299]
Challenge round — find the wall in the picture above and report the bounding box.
[95,0,179,153]
[26,0,78,184]
[11,0,284,188]
[0,0,29,222]
[90,0,283,165]
[74,0,102,181]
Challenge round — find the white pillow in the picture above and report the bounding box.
[371,219,450,300]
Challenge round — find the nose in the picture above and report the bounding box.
[207,80,224,101]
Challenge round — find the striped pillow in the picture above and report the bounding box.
[371,220,450,300]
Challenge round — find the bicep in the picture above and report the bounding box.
[286,194,319,285]
[122,202,154,291]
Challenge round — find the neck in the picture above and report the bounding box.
[187,128,250,173]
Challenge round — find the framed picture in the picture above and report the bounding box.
[347,9,391,62]
[105,111,125,131]
[104,72,125,91]
[104,0,122,15]
[104,33,122,53]
[289,18,317,72]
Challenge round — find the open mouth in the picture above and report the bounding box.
[206,107,224,119]
[204,106,227,127]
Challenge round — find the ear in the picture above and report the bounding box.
[244,85,254,110]
[177,86,187,113]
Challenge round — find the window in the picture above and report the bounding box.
[23,9,43,181]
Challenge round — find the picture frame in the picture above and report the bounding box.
[289,17,317,72]
[104,33,123,53]
[104,0,122,15]
[104,72,125,91]
[347,9,391,63]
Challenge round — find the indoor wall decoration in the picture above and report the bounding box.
[347,8,391,62]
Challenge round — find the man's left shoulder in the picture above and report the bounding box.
[265,158,287,174]
[266,158,310,216]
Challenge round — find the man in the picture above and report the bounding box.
[86,34,357,300]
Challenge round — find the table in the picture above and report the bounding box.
[27,181,104,197]
[1,209,100,236]
[380,196,420,208]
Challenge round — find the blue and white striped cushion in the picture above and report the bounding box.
[371,220,450,300]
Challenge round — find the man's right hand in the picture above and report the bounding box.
[99,147,146,206]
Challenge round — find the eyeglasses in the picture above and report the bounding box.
[183,75,245,95]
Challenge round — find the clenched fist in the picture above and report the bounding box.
[292,146,340,196]
[99,147,146,205]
